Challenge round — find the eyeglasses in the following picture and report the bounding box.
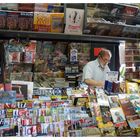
[101,56,110,63]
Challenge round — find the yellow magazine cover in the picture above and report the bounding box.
[34,12,51,32]
[50,13,64,33]
[126,81,139,94]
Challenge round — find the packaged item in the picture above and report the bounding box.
[70,48,78,62]
[50,13,64,33]
[0,3,18,11]
[18,3,34,12]
[6,11,18,30]
[34,12,51,32]
[34,3,48,12]
[18,12,33,31]
[0,10,7,29]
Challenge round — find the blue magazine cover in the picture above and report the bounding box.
[0,90,16,103]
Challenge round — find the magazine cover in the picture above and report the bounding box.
[126,81,139,94]
[110,107,126,124]
[24,40,36,63]
[131,99,140,113]
[100,126,116,136]
[105,71,118,82]
[96,88,109,106]
[100,106,112,123]
[12,84,28,100]
[119,97,136,116]
[127,93,140,101]
[108,95,120,108]
[11,80,33,99]
[9,52,21,63]
[0,90,16,103]
[127,115,140,129]
[65,8,84,34]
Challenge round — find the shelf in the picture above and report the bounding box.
[0,29,140,43]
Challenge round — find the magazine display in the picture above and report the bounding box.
[0,85,140,136]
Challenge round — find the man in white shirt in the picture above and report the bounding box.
[82,48,112,87]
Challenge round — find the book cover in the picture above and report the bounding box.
[65,8,84,34]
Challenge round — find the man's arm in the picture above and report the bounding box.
[84,79,104,87]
